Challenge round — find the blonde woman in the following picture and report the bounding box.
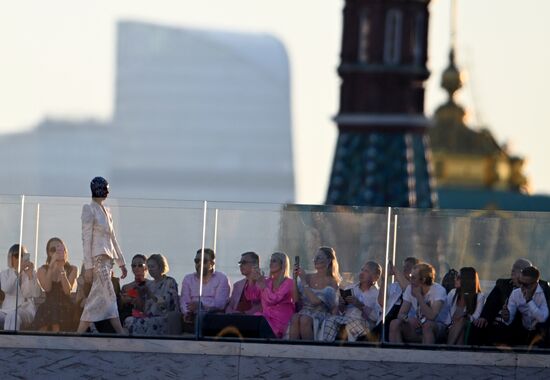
[253,252,295,338]
[289,246,341,340]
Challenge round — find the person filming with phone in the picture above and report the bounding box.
[0,244,42,330]
[321,261,382,342]
[289,246,341,340]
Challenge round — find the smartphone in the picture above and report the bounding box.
[294,256,300,267]
[340,288,352,299]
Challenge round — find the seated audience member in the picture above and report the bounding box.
[0,244,42,330]
[503,266,549,346]
[446,267,485,345]
[33,238,78,332]
[125,254,181,335]
[379,257,419,341]
[252,252,295,338]
[180,248,231,329]
[322,261,382,342]
[289,246,340,340]
[469,258,535,346]
[119,254,150,323]
[441,268,459,294]
[225,251,262,315]
[389,262,449,344]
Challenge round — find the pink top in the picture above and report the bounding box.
[180,271,230,314]
[256,277,295,338]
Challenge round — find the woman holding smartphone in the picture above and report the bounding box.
[0,244,42,330]
[34,237,78,332]
[252,252,295,338]
[289,246,341,340]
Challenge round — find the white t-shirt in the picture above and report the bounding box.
[403,282,449,325]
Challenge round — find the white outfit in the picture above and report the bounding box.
[82,202,125,271]
[387,281,416,319]
[321,283,382,342]
[80,201,125,322]
[402,283,449,325]
[506,285,549,331]
[386,282,403,313]
[0,268,42,330]
[446,289,485,325]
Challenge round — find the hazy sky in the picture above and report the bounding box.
[1,0,549,204]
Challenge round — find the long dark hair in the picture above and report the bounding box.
[454,267,481,315]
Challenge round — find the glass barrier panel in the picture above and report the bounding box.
[0,196,25,332]
[204,201,390,343]
[21,196,206,338]
[391,207,550,350]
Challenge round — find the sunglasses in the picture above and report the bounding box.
[131,263,146,268]
[194,258,211,264]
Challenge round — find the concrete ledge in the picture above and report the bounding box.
[3,334,550,379]
[1,333,549,369]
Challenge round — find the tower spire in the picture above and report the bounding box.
[326,0,436,208]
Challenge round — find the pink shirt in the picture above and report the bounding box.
[180,271,231,314]
[257,277,295,338]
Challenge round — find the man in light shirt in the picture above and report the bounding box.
[504,266,549,346]
[322,261,382,342]
[180,248,230,331]
[389,262,449,344]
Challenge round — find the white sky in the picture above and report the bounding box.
[0,0,549,204]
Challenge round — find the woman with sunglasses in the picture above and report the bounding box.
[446,267,485,345]
[289,246,341,340]
[119,254,149,323]
[252,252,295,338]
[125,254,180,335]
[34,237,78,332]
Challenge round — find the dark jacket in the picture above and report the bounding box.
[480,278,550,323]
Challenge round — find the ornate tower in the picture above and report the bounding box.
[326,0,437,207]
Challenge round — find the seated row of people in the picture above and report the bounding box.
[387,258,550,347]
[2,240,549,349]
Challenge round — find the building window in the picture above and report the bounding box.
[412,11,425,66]
[357,11,370,63]
[384,9,402,64]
